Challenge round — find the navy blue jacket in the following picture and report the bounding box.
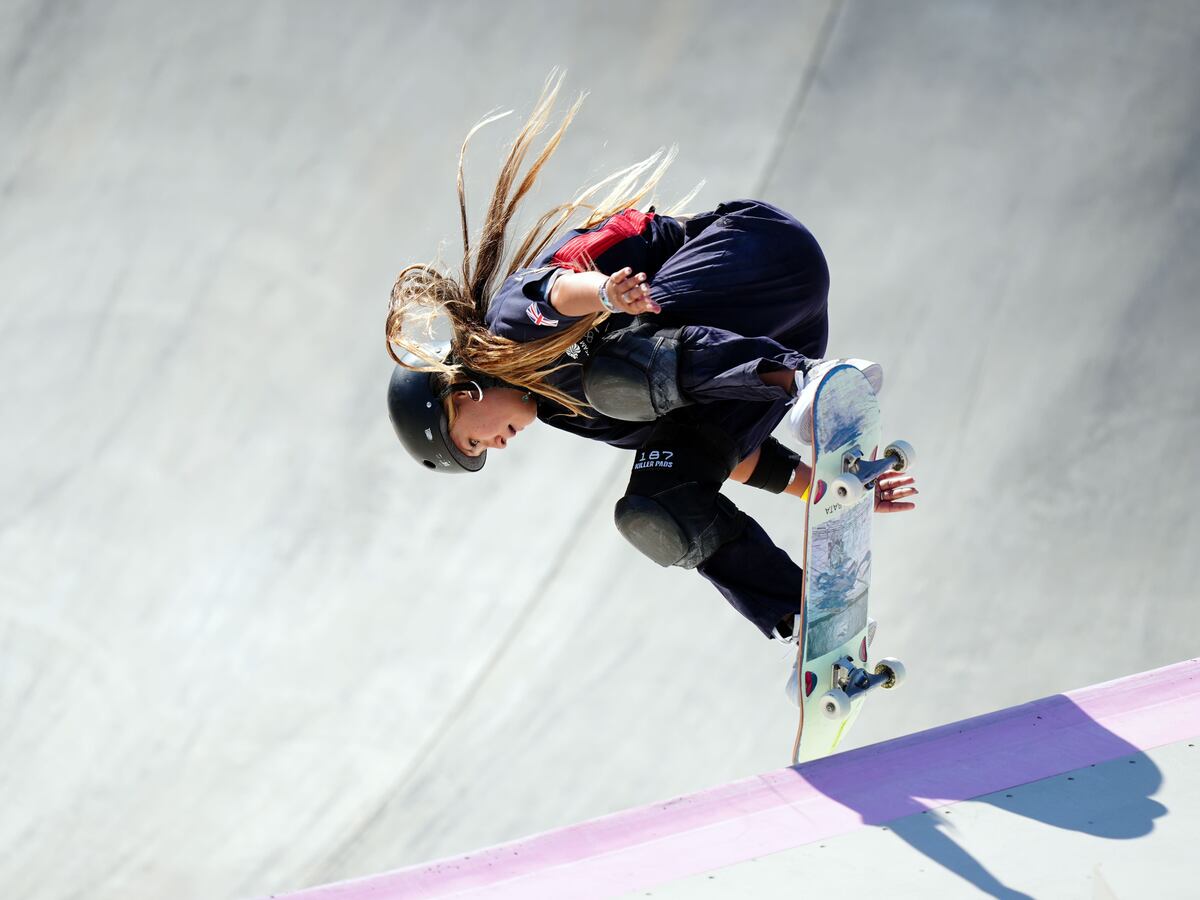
[485,200,828,460]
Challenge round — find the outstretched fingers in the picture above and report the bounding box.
[606,268,661,314]
[874,472,919,513]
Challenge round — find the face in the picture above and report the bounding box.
[448,387,537,457]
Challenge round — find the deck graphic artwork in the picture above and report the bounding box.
[806,500,871,659]
[804,366,876,662]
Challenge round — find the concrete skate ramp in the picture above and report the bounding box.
[269,659,1200,899]
[2,2,1197,899]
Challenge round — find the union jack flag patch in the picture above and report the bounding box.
[526,302,559,328]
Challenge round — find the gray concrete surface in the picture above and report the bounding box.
[1,2,1197,899]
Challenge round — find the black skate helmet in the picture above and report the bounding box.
[387,346,502,474]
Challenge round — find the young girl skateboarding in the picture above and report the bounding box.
[385,79,917,701]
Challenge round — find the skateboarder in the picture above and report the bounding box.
[386,80,918,700]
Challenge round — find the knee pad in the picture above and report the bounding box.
[582,323,692,421]
[613,422,745,569]
[615,488,744,569]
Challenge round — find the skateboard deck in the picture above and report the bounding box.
[790,364,903,765]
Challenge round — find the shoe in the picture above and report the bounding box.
[788,358,884,444]
[773,612,799,643]
[785,657,801,707]
[775,613,802,707]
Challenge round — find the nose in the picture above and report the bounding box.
[490,425,519,449]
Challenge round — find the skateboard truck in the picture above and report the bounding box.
[830,440,916,502]
[819,654,908,720]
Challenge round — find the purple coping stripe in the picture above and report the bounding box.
[270,658,1200,900]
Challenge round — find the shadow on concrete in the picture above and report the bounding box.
[798,696,1165,899]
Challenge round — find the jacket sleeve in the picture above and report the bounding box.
[675,324,811,403]
[484,265,580,341]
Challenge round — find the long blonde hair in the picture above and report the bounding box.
[385,73,694,417]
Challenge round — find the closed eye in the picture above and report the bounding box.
[452,434,479,457]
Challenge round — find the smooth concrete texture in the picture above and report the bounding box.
[1,2,1197,899]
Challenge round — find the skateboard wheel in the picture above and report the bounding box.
[875,657,907,689]
[884,440,915,472]
[820,688,852,720]
[830,474,863,502]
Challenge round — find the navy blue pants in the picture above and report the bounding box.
[653,199,829,358]
[636,200,830,637]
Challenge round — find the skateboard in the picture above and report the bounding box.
[789,364,913,765]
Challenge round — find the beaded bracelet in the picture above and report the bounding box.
[598,278,616,312]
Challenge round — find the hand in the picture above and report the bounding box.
[603,268,662,315]
[874,471,919,513]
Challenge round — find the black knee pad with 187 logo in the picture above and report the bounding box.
[614,422,746,569]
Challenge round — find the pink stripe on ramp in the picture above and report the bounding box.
[270,659,1200,900]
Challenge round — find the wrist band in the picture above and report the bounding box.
[598,278,616,312]
[745,437,801,495]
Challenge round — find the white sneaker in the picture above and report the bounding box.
[774,613,801,707]
[788,358,884,444]
[785,658,801,707]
